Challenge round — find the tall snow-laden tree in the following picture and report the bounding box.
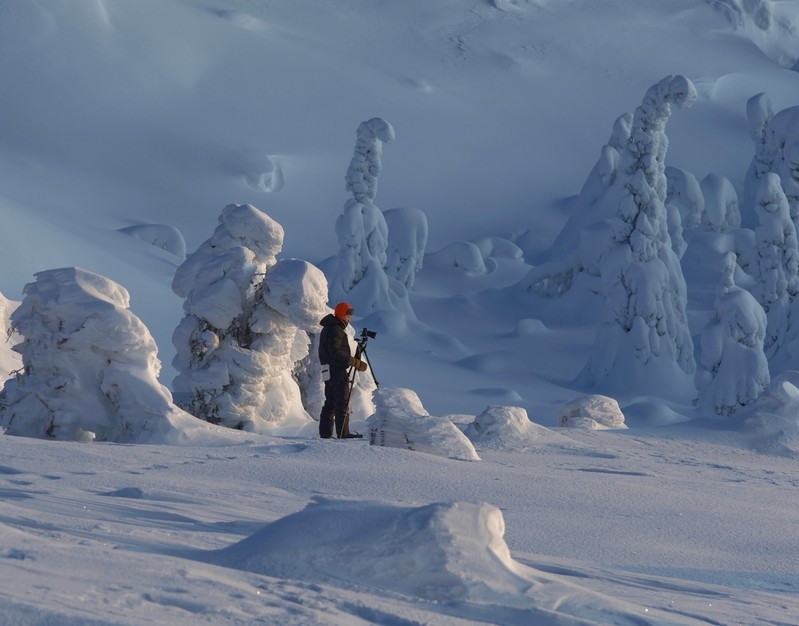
[329,117,396,312]
[172,203,328,433]
[696,252,769,416]
[582,75,697,392]
[0,267,195,443]
[753,173,799,357]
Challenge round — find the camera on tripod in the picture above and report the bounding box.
[360,328,377,340]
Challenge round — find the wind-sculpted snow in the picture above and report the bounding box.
[210,497,678,624]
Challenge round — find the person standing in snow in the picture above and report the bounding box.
[318,302,367,438]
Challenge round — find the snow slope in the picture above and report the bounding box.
[1,0,799,624]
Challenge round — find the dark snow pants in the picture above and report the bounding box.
[319,366,349,438]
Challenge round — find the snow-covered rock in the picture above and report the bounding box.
[558,394,627,430]
[367,387,480,461]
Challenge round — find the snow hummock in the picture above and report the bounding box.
[208,496,678,624]
[367,387,480,461]
[558,394,627,430]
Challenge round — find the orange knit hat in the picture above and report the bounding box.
[334,302,354,319]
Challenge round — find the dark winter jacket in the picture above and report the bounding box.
[318,314,352,369]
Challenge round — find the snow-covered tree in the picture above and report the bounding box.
[0,267,195,443]
[383,207,428,290]
[329,117,396,312]
[753,173,799,356]
[700,173,741,233]
[709,0,773,30]
[742,92,774,221]
[696,252,769,416]
[0,291,21,381]
[743,99,799,228]
[172,203,328,433]
[582,75,697,391]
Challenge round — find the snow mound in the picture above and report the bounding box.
[367,387,480,461]
[212,498,530,602]
[741,370,799,455]
[210,497,672,624]
[558,394,628,430]
[465,405,539,448]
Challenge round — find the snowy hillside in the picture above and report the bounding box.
[1,0,799,624]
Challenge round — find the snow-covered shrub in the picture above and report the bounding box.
[366,387,479,461]
[700,173,741,233]
[558,394,627,429]
[753,173,799,357]
[329,118,396,312]
[0,267,195,443]
[696,252,769,416]
[118,223,187,258]
[582,75,697,391]
[171,203,328,433]
[383,206,428,290]
[666,166,704,236]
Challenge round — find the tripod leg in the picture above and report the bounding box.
[339,366,357,438]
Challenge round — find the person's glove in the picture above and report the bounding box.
[348,356,368,372]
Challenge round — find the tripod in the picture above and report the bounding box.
[340,328,380,438]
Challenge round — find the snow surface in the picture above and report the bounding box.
[1,0,799,624]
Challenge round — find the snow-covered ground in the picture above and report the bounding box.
[2,0,799,624]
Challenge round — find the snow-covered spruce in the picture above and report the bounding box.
[0,267,198,443]
[743,98,799,225]
[329,117,398,313]
[171,203,328,434]
[696,252,770,416]
[753,173,799,359]
[581,75,697,393]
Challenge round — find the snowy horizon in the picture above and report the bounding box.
[1,1,799,624]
